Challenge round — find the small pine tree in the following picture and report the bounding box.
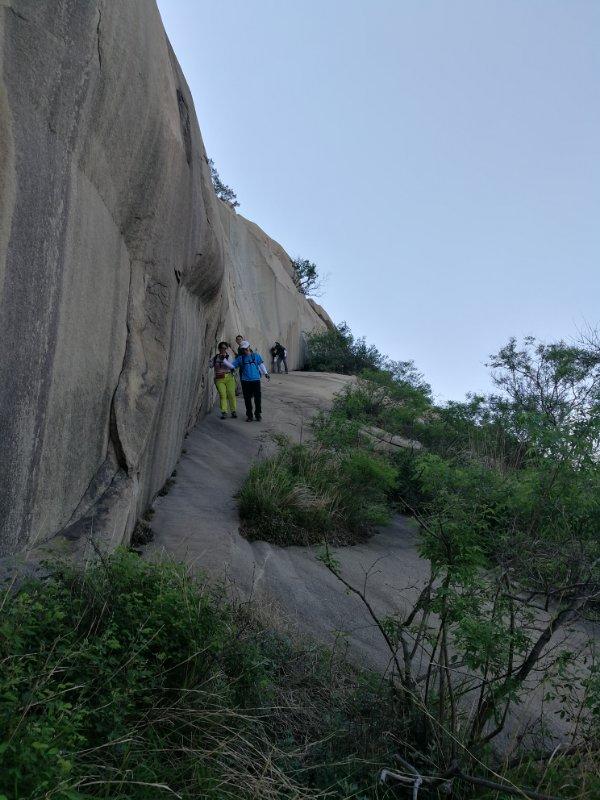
[208,158,240,208]
[291,256,321,296]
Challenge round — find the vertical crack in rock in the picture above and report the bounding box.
[108,250,135,474]
[109,374,129,472]
[96,3,103,70]
[176,89,192,165]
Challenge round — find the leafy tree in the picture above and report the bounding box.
[487,335,600,464]
[305,321,384,374]
[291,256,323,296]
[208,157,240,207]
[314,333,600,775]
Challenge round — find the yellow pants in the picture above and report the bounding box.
[215,373,237,413]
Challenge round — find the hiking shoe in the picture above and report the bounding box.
[246,416,253,422]
[220,412,227,420]
[255,415,262,422]
[231,411,237,418]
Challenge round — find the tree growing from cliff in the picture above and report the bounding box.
[208,158,240,208]
[291,256,323,296]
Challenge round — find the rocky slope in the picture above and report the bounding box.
[0,0,329,557]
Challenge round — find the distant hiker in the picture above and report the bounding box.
[274,342,288,374]
[235,334,254,355]
[232,335,243,395]
[224,341,270,422]
[210,342,237,419]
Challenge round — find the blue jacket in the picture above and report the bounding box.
[231,353,265,381]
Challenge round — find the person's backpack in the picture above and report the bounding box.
[240,353,258,380]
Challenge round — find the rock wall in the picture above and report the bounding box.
[0,0,328,557]
[219,204,332,365]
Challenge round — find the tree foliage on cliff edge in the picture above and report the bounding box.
[291,256,323,297]
[208,157,240,208]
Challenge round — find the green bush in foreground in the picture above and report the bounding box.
[238,438,397,546]
[1,553,265,799]
[0,551,399,800]
[2,553,596,800]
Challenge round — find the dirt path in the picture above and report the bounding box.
[146,371,596,753]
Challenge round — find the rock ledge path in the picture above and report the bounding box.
[147,370,427,672]
[147,371,598,751]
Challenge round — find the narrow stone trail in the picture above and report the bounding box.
[146,370,596,752]
[146,371,429,673]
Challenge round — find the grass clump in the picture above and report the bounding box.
[0,551,399,800]
[238,438,397,546]
[1,552,268,799]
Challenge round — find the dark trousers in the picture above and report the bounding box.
[276,356,288,373]
[241,380,261,418]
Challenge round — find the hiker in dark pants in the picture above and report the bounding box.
[224,340,270,421]
[274,342,288,374]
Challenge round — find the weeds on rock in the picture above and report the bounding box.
[318,539,600,800]
[157,476,176,497]
[238,332,600,796]
[238,436,397,546]
[130,517,153,547]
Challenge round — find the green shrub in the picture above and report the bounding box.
[238,439,397,546]
[479,751,600,800]
[0,552,403,800]
[311,409,363,450]
[328,373,434,443]
[304,322,384,374]
[0,552,272,800]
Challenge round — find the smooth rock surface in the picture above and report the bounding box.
[360,424,423,452]
[220,204,333,367]
[0,0,327,556]
[146,371,598,754]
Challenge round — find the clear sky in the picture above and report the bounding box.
[157,0,600,401]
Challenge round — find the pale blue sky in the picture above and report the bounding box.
[157,0,600,401]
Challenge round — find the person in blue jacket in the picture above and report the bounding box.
[223,340,270,422]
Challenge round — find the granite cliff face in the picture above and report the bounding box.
[0,0,329,557]
[220,204,332,364]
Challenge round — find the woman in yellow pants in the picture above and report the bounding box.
[210,341,237,419]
